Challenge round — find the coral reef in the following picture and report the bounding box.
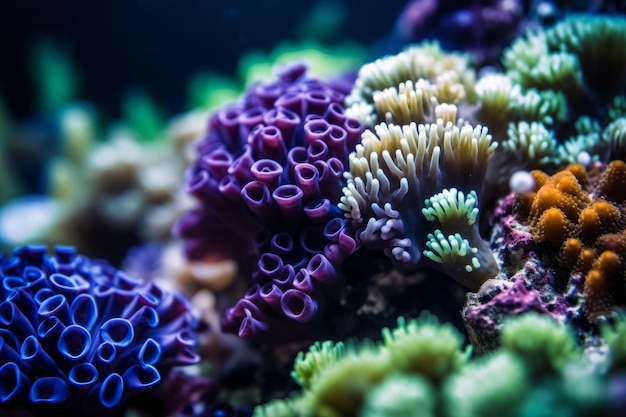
[464,161,626,352]
[4,6,626,417]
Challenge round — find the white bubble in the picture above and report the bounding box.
[577,151,592,166]
[509,170,535,194]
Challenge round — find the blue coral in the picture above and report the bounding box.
[0,244,199,413]
[175,63,363,342]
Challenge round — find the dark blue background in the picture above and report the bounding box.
[0,0,407,120]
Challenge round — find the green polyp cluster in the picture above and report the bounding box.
[421,188,498,290]
[255,312,626,417]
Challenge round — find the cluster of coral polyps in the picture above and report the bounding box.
[464,160,626,352]
[0,245,202,416]
[174,63,363,343]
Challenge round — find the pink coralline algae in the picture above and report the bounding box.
[174,63,363,343]
[463,175,593,353]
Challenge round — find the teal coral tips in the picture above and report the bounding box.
[422,188,498,290]
[424,231,480,271]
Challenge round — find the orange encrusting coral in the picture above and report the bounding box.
[535,208,573,246]
[524,165,591,245]
[583,251,622,321]
[595,160,626,203]
[517,162,626,323]
[558,238,582,270]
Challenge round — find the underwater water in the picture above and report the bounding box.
[2,1,626,416]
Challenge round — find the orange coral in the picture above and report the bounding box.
[558,238,582,270]
[593,201,621,228]
[534,207,573,246]
[567,163,588,187]
[525,165,591,245]
[583,269,615,322]
[517,161,626,323]
[579,207,600,242]
[574,248,597,277]
[595,160,626,203]
[583,251,622,322]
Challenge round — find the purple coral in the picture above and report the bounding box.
[174,63,363,343]
[0,244,199,414]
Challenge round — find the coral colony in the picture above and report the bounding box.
[4,6,626,417]
[0,245,200,416]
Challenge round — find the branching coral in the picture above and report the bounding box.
[339,105,498,289]
[0,244,200,415]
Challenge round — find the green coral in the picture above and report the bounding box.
[502,121,558,167]
[302,346,389,417]
[495,15,626,168]
[291,340,348,389]
[255,313,626,417]
[360,373,435,417]
[508,89,568,127]
[504,15,626,120]
[381,315,469,384]
[444,351,528,417]
[500,313,579,377]
[421,188,498,289]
